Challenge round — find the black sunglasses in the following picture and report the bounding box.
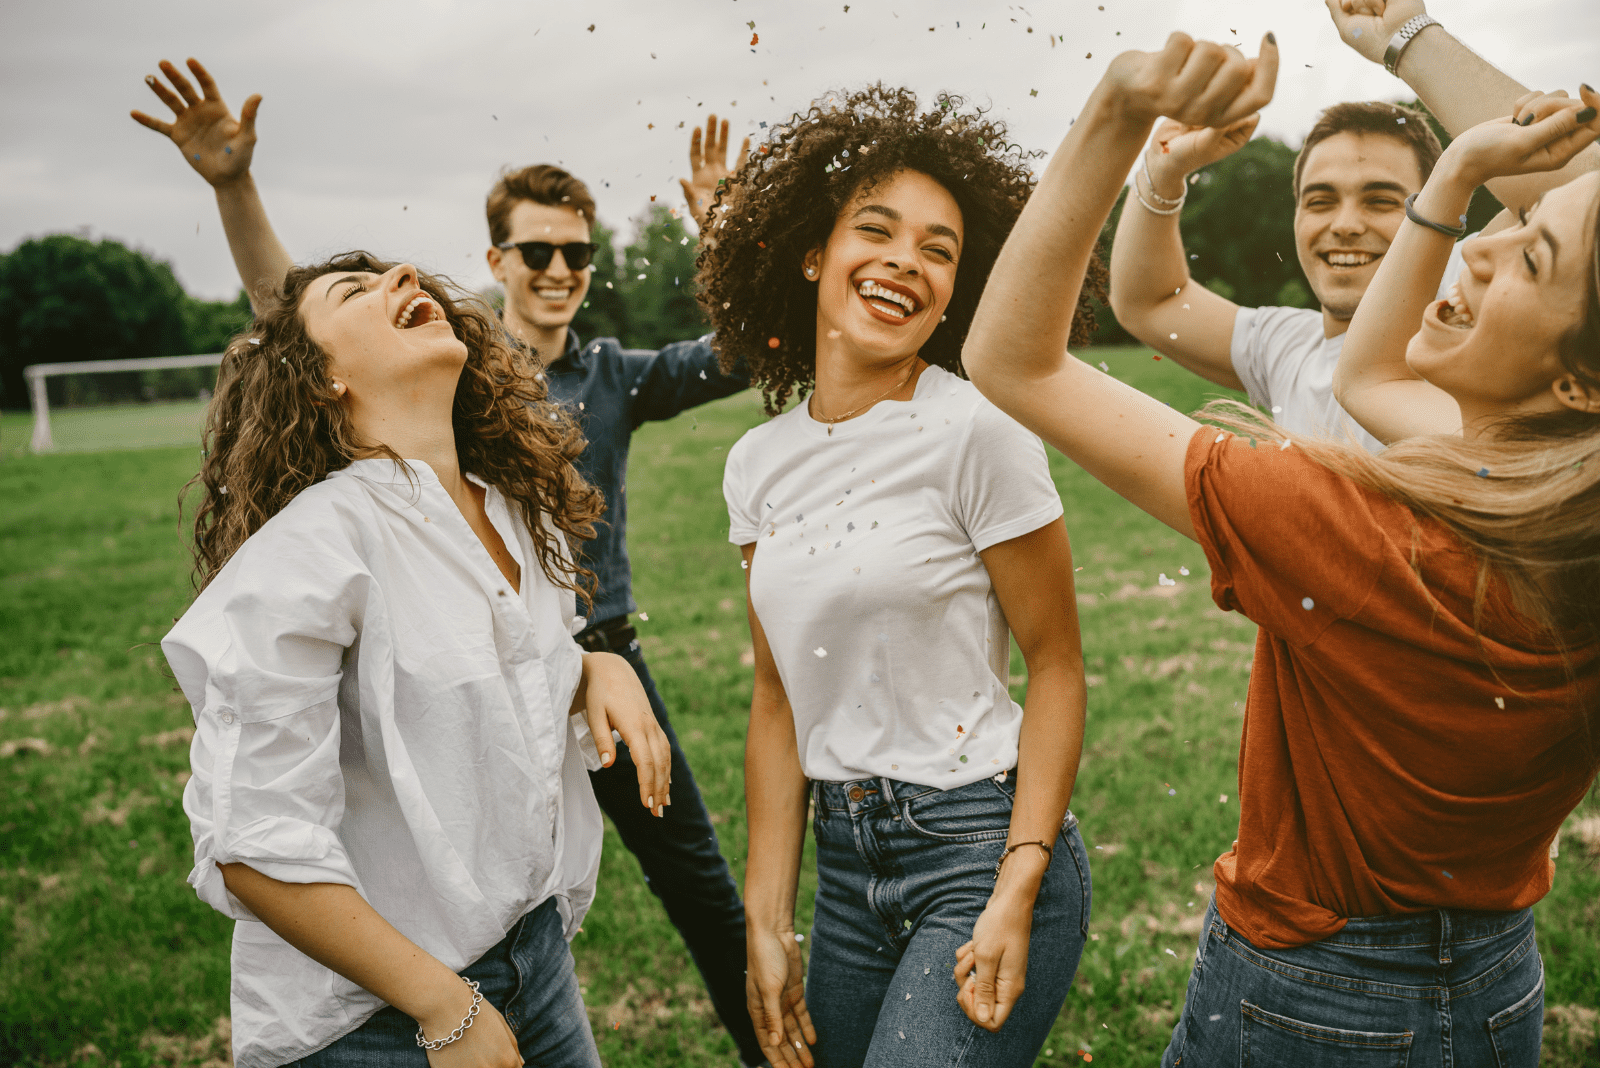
[495,240,599,272]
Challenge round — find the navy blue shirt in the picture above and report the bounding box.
[544,329,748,624]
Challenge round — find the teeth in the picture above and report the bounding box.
[857,281,915,317]
[1325,251,1376,267]
[395,293,430,328]
[1440,281,1476,329]
[536,288,571,301]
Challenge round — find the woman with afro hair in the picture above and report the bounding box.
[704,85,1103,1067]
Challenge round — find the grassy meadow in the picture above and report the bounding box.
[1,346,1597,1066]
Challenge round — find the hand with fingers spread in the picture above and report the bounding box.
[574,652,671,816]
[680,114,750,233]
[1102,31,1279,133]
[1325,0,1427,65]
[131,57,260,189]
[1439,87,1600,189]
[746,925,816,1067]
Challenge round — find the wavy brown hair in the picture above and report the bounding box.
[184,251,602,603]
[697,84,1106,415]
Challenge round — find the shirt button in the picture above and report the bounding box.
[848,786,865,803]
[220,711,235,725]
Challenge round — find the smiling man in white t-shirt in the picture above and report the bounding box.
[1108,1,1599,452]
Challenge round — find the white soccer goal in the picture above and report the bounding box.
[23,353,222,453]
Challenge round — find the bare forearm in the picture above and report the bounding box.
[1398,26,1598,210]
[213,175,294,314]
[219,863,470,1032]
[997,664,1084,901]
[1109,159,1191,323]
[743,694,809,934]
[969,92,1148,391]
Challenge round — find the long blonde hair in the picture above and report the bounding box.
[184,251,602,602]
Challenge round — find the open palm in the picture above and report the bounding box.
[131,57,259,188]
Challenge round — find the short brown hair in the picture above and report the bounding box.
[486,165,597,245]
[1293,102,1443,198]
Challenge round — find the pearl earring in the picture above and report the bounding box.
[805,267,817,277]
[940,315,947,322]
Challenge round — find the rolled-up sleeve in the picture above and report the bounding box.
[164,521,366,920]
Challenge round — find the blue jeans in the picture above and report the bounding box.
[288,898,600,1067]
[587,641,763,1065]
[805,772,1091,1068]
[1162,896,1545,1068]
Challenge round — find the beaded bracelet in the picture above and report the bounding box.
[1133,168,1186,217]
[416,977,483,1051]
[994,840,1054,881]
[1404,193,1468,239]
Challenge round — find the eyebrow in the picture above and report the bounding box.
[1300,180,1410,198]
[323,274,370,300]
[850,203,961,246]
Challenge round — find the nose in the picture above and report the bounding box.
[1460,232,1496,283]
[385,262,419,291]
[542,248,575,278]
[1328,199,1367,238]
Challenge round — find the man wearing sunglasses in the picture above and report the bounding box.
[132,60,766,1067]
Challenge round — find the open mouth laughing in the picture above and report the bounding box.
[395,292,442,329]
[856,279,923,322]
[1436,278,1476,330]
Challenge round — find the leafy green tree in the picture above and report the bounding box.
[0,234,190,409]
[571,219,631,344]
[182,289,252,354]
[614,205,710,349]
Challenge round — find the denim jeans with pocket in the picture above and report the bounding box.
[1161,895,1544,1068]
[287,897,600,1067]
[804,770,1091,1068]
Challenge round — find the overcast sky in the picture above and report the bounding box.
[3,0,1593,300]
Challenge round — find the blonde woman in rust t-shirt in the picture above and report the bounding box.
[966,37,1599,1068]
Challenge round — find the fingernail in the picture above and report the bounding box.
[1518,113,1533,126]
[1582,83,1595,94]
[647,795,654,808]
[1266,31,1277,45]
[601,752,613,766]
[1578,106,1598,124]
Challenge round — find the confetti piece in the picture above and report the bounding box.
[1030,89,1038,97]
[224,146,232,154]
[1495,697,1506,709]
[1209,1013,1222,1021]
[814,647,828,658]
[751,32,759,44]
[1164,947,1178,957]
[1477,467,1490,477]
[1167,787,1176,796]
[1158,573,1176,586]
[1179,566,1190,576]
[1219,794,1228,803]
[1301,597,1315,611]
[1215,434,1225,443]
[795,933,805,941]
[768,337,781,348]
[1442,870,1453,879]
[639,612,649,621]
[587,23,595,31]
[1099,361,1110,371]
[1169,333,1178,340]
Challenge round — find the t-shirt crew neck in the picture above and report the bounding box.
[724,365,1064,788]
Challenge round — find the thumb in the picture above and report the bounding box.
[239,94,262,135]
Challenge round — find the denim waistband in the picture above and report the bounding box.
[1313,905,1533,949]
[811,771,1015,818]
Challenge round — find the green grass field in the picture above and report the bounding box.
[2,347,1597,1066]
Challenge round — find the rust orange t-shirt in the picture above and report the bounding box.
[1185,428,1597,949]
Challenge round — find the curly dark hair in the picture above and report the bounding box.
[697,84,1106,415]
[185,251,602,605]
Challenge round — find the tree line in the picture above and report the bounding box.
[3,108,1501,411]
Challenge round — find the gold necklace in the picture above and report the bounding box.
[812,360,919,436]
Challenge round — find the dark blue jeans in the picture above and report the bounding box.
[805,772,1091,1068]
[1162,896,1545,1068]
[588,641,762,1065]
[288,898,599,1066]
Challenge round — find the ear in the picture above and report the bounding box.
[801,247,823,280]
[1552,375,1600,414]
[331,379,347,398]
[486,245,507,282]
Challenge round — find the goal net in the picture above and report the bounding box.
[18,353,222,455]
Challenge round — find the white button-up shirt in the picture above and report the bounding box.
[163,459,603,1067]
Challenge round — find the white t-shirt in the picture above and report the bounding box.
[1230,240,1468,454]
[724,365,1063,788]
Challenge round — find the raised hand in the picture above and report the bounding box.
[1325,0,1427,65]
[1103,31,1279,132]
[745,927,816,1067]
[131,58,260,189]
[1442,87,1600,188]
[680,113,750,232]
[1144,114,1261,191]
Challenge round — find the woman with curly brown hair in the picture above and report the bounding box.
[704,86,1102,1068]
[162,252,670,1068]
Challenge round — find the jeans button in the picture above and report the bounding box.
[848,785,865,802]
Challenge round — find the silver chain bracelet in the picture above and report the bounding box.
[415,977,483,1051]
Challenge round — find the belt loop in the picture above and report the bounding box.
[1437,909,1452,966]
[879,777,898,808]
